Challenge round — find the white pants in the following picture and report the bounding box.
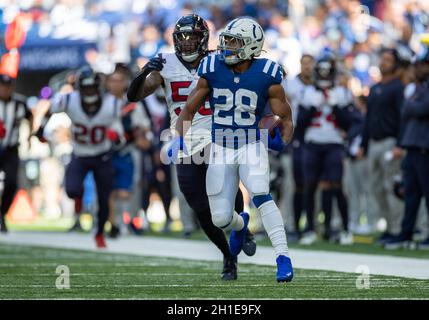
[206,142,270,228]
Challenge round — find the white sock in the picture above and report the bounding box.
[114,198,130,226]
[222,211,244,231]
[258,200,289,257]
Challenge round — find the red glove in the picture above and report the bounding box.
[106,129,120,143]
[0,121,6,139]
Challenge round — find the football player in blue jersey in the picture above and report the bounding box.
[174,17,294,282]
[128,14,257,281]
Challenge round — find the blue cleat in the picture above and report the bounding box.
[229,212,249,256]
[276,255,294,283]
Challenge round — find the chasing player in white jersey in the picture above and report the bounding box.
[174,17,294,282]
[35,67,125,248]
[127,14,256,281]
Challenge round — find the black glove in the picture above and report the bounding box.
[143,56,165,73]
[127,55,165,102]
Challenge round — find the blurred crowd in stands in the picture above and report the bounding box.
[2,0,428,88]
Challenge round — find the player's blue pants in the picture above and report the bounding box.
[65,152,114,235]
[302,142,344,184]
[112,152,134,191]
[302,142,346,232]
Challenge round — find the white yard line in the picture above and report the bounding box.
[0,231,428,280]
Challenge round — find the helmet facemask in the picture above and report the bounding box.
[173,30,208,63]
[218,33,248,65]
[80,81,101,113]
[314,60,336,89]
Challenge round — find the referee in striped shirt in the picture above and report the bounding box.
[0,74,32,232]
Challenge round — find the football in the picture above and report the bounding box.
[258,114,283,137]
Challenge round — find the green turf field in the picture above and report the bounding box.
[8,217,429,260]
[0,243,428,299]
[142,229,429,260]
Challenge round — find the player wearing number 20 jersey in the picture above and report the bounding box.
[36,67,125,248]
[49,91,124,157]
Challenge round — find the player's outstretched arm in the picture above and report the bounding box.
[175,77,210,137]
[127,56,165,102]
[127,71,163,101]
[32,99,53,141]
[268,84,294,144]
[32,94,65,141]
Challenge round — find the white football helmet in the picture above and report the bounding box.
[218,17,264,65]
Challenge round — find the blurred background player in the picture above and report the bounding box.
[282,54,315,239]
[298,53,354,245]
[344,94,372,235]
[0,74,33,233]
[104,64,152,238]
[357,48,406,244]
[127,14,256,280]
[385,38,429,249]
[175,17,294,282]
[35,66,125,248]
[138,92,175,234]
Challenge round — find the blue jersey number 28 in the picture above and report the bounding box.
[213,88,258,126]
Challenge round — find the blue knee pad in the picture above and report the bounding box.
[252,194,273,208]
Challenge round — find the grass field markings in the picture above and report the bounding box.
[1,265,428,283]
[1,297,427,300]
[2,244,429,281]
[0,262,186,267]
[1,282,426,288]
[0,284,290,288]
[0,263,429,286]
[3,297,428,300]
[3,233,429,260]
[0,272,221,276]
[0,261,240,268]
[0,284,373,288]
[1,272,411,280]
[1,266,427,282]
[2,244,429,299]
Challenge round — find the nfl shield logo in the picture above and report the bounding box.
[234,77,240,83]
